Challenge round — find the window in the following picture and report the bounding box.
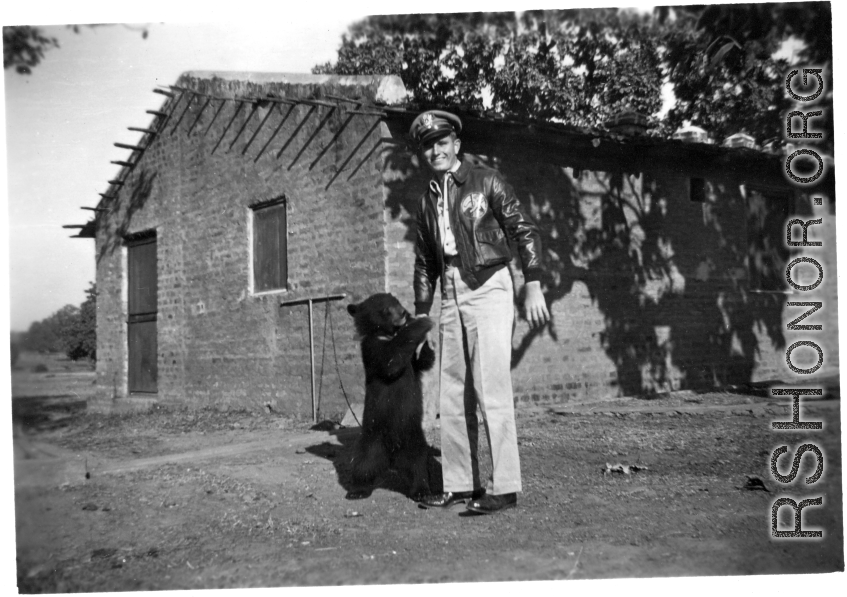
[689,177,706,202]
[252,199,288,292]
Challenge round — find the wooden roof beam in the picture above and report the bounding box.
[298,98,336,108]
[211,101,245,154]
[114,142,145,152]
[242,101,280,155]
[261,97,298,105]
[203,99,229,136]
[169,90,198,135]
[228,101,262,151]
[322,94,363,104]
[186,96,213,136]
[346,109,387,116]
[254,103,298,162]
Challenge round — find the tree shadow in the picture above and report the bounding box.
[96,169,158,264]
[380,120,805,398]
[304,428,443,499]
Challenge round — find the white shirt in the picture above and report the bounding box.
[433,160,461,257]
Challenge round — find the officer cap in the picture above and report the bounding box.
[409,110,462,147]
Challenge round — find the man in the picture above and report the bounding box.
[410,110,550,514]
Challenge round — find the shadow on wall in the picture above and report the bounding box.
[381,137,808,397]
[96,169,158,264]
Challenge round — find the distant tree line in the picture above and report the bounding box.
[11,282,97,366]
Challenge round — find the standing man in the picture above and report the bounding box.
[410,110,550,514]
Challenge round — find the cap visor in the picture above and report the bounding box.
[418,128,453,147]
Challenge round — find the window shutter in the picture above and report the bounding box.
[253,202,287,292]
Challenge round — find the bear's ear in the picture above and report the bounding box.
[347,304,358,317]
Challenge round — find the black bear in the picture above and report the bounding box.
[345,293,436,500]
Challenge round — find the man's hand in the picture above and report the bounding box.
[524,281,550,329]
[415,313,432,356]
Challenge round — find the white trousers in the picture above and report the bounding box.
[439,265,522,495]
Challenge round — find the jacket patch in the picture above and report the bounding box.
[461,193,488,219]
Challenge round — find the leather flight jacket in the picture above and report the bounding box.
[413,160,544,315]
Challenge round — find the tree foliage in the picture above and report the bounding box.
[22,304,77,353]
[3,24,149,74]
[314,4,832,145]
[61,282,98,362]
[314,9,664,129]
[658,14,790,142]
[659,2,832,67]
[3,26,59,74]
[657,3,833,145]
[20,282,97,362]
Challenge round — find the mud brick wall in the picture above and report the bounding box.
[94,74,403,417]
[95,81,838,416]
[380,117,839,407]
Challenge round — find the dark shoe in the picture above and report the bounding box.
[417,489,484,509]
[465,492,517,514]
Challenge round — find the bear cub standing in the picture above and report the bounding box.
[346,293,436,500]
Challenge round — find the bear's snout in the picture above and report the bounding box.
[390,309,410,332]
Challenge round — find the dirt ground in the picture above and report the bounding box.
[8,353,845,592]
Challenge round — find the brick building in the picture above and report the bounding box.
[87,71,838,418]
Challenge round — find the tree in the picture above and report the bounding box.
[659,3,832,67]
[658,12,792,143]
[2,25,58,74]
[657,3,832,146]
[60,282,97,362]
[19,282,97,361]
[314,10,664,128]
[3,24,149,74]
[314,4,832,145]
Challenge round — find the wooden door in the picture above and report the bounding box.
[127,236,158,393]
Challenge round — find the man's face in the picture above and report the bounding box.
[421,134,461,174]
